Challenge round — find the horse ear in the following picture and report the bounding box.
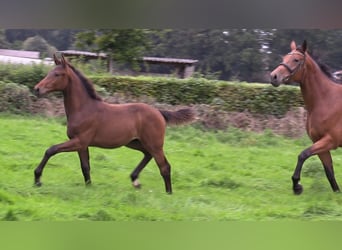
[302,40,307,52]
[290,40,297,50]
[60,54,67,67]
[53,53,61,65]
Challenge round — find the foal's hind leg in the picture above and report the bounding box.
[152,149,172,194]
[78,148,91,185]
[130,153,152,188]
[126,140,152,189]
[318,152,340,192]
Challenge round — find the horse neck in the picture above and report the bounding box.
[299,56,333,112]
[62,74,95,119]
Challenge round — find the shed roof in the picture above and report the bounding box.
[58,50,107,58]
[143,57,198,64]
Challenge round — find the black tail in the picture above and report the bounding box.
[159,108,196,126]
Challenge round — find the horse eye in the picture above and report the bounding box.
[294,59,299,63]
[54,73,60,77]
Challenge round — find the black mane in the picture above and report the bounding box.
[68,63,102,101]
[308,50,342,84]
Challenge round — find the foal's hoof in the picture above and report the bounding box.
[293,184,303,195]
[132,179,141,189]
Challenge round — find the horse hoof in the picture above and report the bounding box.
[34,182,42,187]
[293,184,303,195]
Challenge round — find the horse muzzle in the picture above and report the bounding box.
[270,73,281,87]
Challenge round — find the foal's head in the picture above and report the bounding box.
[34,54,71,96]
[270,40,307,87]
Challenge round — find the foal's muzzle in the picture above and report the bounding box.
[34,87,39,97]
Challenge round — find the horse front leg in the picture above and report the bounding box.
[34,138,82,186]
[78,147,91,185]
[292,147,311,195]
[292,136,335,194]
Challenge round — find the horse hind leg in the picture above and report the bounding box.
[292,136,337,194]
[318,152,340,192]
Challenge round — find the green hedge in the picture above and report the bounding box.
[0,63,51,90]
[91,76,304,117]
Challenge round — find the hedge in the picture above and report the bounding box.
[0,63,51,90]
[91,76,304,117]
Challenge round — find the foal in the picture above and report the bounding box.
[34,54,195,194]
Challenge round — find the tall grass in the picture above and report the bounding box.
[1,114,342,221]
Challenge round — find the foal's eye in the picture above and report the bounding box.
[294,59,299,63]
[54,73,60,77]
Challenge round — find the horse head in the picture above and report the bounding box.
[270,40,307,87]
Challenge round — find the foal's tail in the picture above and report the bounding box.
[159,108,196,126]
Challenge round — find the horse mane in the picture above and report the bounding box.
[67,63,103,101]
[302,48,342,84]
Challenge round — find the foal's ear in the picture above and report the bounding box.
[60,54,67,67]
[53,53,61,65]
[290,40,297,50]
[301,40,307,52]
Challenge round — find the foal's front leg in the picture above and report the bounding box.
[34,138,82,186]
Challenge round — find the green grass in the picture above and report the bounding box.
[1,114,342,221]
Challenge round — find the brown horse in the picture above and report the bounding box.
[33,54,195,194]
[270,40,342,194]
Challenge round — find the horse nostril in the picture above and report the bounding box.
[273,74,277,80]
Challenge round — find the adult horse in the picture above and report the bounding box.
[33,53,195,194]
[270,40,342,194]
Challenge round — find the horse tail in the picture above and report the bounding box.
[159,108,196,126]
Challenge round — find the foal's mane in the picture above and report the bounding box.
[67,63,102,101]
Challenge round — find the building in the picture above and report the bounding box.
[0,49,53,65]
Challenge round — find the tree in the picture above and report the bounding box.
[22,35,57,58]
[146,29,265,81]
[74,29,150,70]
[5,29,79,50]
[0,29,9,48]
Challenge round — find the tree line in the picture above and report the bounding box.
[1,29,342,82]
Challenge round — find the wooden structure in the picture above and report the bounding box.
[142,57,198,78]
[58,51,198,78]
[58,50,111,71]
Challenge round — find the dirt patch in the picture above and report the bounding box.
[30,94,307,138]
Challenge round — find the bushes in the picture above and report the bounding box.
[0,63,304,117]
[0,81,32,113]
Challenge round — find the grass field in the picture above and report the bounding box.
[1,114,342,221]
